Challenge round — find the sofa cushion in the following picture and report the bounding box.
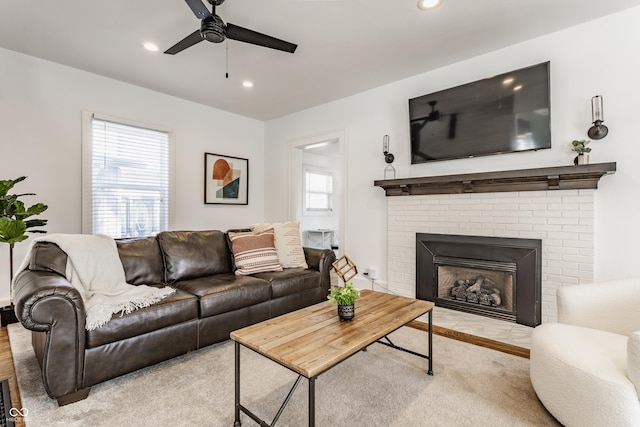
[228,230,283,275]
[85,288,199,348]
[158,230,232,282]
[116,236,165,285]
[251,222,308,269]
[173,274,272,317]
[253,268,321,298]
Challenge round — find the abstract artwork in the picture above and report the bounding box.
[204,153,248,205]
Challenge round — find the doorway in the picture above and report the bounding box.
[288,130,346,256]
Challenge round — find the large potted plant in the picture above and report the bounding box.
[327,283,360,321]
[0,176,48,325]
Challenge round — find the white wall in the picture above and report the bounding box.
[265,7,640,289]
[0,47,265,305]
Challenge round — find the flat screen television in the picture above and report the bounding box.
[409,61,551,164]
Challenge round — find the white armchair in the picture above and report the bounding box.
[530,278,640,427]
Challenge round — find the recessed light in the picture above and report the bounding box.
[143,42,159,52]
[513,85,523,91]
[242,81,254,88]
[417,0,441,10]
[502,77,514,86]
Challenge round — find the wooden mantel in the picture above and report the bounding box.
[374,162,616,196]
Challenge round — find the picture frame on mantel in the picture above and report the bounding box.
[204,153,249,205]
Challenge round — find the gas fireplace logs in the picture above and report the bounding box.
[450,276,502,307]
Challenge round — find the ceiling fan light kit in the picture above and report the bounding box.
[164,0,298,55]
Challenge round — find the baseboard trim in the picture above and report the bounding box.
[407,320,530,359]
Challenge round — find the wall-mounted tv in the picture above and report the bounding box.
[409,61,551,164]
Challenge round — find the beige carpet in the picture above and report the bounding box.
[8,323,559,427]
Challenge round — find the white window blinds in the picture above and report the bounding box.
[83,114,171,238]
[304,168,333,212]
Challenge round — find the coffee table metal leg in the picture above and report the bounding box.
[428,309,433,376]
[234,341,241,427]
[309,376,316,427]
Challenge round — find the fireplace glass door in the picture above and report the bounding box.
[435,256,516,322]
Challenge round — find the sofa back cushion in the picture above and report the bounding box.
[116,237,165,285]
[158,230,232,282]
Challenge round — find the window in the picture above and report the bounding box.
[303,166,333,214]
[82,112,173,238]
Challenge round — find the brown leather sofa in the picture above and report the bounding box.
[12,230,336,405]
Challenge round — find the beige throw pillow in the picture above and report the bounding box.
[228,230,283,276]
[251,221,308,269]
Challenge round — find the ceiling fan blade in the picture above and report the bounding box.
[225,23,297,54]
[184,0,212,19]
[164,30,204,55]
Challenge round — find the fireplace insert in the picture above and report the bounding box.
[416,233,541,326]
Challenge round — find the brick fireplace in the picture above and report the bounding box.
[375,163,616,324]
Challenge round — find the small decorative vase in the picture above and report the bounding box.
[574,153,589,165]
[337,304,355,321]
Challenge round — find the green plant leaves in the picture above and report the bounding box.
[571,139,592,153]
[327,283,361,305]
[0,218,28,244]
[0,176,48,245]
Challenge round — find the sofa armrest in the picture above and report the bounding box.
[558,278,640,336]
[13,268,87,399]
[303,247,336,295]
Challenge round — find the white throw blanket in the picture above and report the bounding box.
[14,233,175,330]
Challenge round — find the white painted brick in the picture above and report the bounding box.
[562,196,594,203]
[533,224,562,232]
[533,210,563,218]
[544,267,563,275]
[527,203,549,211]
[548,217,579,225]
[386,188,594,325]
[506,223,533,231]
[518,217,547,225]
[562,239,592,248]
[482,223,506,230]
[562,225,592,233]
[469,217,494,223]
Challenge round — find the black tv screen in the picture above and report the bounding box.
[409,62,551,164]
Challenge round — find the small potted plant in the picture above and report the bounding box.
[571,140,592,165]
[327,283,360,321]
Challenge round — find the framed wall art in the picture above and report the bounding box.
[204,153,249,205]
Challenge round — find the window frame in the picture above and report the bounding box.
[81,111,175,237]
[302,164,334,216]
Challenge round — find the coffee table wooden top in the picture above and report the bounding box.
[230,289,433,378]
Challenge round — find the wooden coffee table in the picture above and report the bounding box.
[231,289,434,426]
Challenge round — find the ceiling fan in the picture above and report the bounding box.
[165,0,298,55]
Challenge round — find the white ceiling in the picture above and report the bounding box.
[1,0,637,121]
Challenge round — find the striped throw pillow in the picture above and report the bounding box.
[228,230,283,275]
[251,221,308,269]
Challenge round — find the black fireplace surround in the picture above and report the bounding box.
[416,233,541,327]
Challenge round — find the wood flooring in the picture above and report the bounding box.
[0,325,25,427]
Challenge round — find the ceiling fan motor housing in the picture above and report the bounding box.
[201,16,226,43]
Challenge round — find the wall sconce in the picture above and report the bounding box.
[587,95,608,140]
[383,135,396,179]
